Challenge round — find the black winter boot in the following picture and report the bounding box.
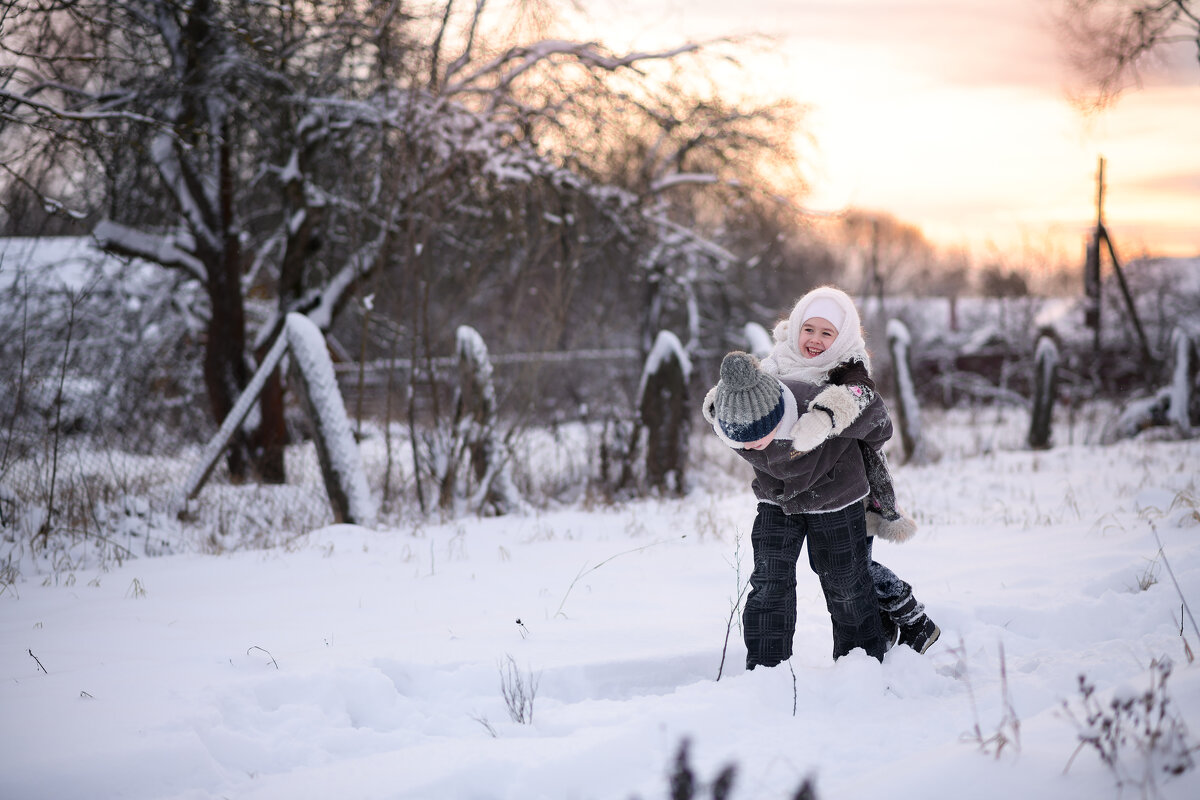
[898,616,941,654]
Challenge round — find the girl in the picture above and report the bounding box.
[761,285,939,654]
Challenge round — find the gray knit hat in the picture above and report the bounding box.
[714,351,785,443]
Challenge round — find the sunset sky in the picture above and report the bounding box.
[575,0,1200,262]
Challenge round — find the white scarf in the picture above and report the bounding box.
[759,286,871,384]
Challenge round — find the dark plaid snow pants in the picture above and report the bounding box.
[744,502,887,668]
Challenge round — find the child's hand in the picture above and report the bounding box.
[788,410,833,453]
[808,384,871,435]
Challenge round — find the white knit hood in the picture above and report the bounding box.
[760,286,870,383]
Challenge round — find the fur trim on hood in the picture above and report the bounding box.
[865,502,918,542]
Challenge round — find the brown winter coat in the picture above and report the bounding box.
[735,378,893,514]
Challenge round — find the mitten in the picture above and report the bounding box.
[865,501,918,542]
[788,409,834,453]
[809,384,872,435]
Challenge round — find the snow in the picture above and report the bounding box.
[280,148,303,184]
[743,322,773,359]
[455,325,528,516]
[886,317,911,348]
[1035,335,1059,388]
[93,219,207,282]
[483,153,534,184]
[307,227,394,332]
[1169,329,1193,435]
[3,408,1200,800]
[648,173,726,194]
[288,208,307,235]
[1035,334,1059,366]
[0,235,150,291]
[888,318,924,449]
[457,325,496,401]
[1113,390,1171,441]
[638,329,692,403]
[286,312,375,526]
[150,131,218,253]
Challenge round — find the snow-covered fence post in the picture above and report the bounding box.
[887,319,924,464]
[1167,327,1197,436]
[1027,333,1059,450]
[286,313,374,526]
[638,330,692,495]
[453,325,526,516]
[743,321,773,359]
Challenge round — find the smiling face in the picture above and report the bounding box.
[796,317,839,359]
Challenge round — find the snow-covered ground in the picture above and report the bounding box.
[2,408,1199,800]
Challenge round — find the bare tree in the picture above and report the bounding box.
[1,3,760,456]
[1056,0,1200,109]
[1,1,818,523]
[1,0,344,479]
[557,63,811,355]
[834,210,937,311]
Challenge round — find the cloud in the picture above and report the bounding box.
[627,0,1068,89]
[1127,171,1200,197]
[585,0,1200,257]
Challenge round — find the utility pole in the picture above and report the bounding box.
[871,217,885,319]
[1084,156,1154,373]
[1083,158,1103,353]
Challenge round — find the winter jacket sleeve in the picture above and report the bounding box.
[784,372,891,455]
[733,379,882,513]
[736,435,857,505]
[833,390,893,452]
[807,383,874,436]
[828,359,875,393]
[784,358,875,452]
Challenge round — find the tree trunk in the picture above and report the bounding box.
[255,352,288,484]
[254,140,327,485]
[200,166,252,479]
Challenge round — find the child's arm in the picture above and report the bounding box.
[789,383,875,451]
[787,360,878,452]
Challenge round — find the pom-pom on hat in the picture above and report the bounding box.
[714,351,786,443]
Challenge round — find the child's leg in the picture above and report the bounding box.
[864,538,899,647]
[743,503,805,669]
[866,538,917,621]
[866,538,940,654]
[804,503,887,662]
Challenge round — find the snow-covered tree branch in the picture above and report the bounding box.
[0,0,812,497]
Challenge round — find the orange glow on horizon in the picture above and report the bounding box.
[571,1,1200,262]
